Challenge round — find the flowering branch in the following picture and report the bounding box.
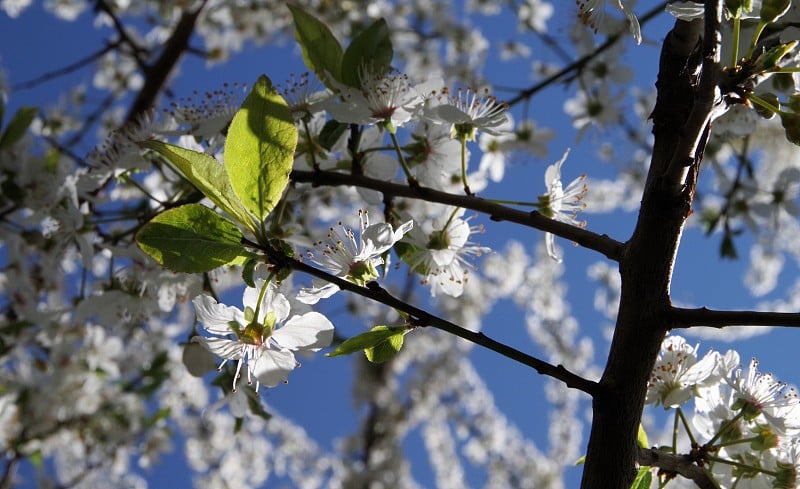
[670,306,800,329]
[124,2,206,124]
[505,2,668,107]
[290,169,625,261]
[256,241,600,396]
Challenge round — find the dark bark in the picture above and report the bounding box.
[580,10,722,488]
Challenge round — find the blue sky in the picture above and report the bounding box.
[2,2,799,488]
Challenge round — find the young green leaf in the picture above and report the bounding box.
[224,75,297,226]
[629,467,652,489]
[287,4,343,88]
[637,424,649,449]
[340,18,394,88]
[139,140,255,232]
[136,204,252,273]
[328,325,408,363]
[0,106,38,150]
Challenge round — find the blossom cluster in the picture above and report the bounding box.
[646,335,800,488]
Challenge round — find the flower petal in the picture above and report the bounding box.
[273,312,335,351]
[192,295,244,335]
[296,282,340,305]
[252,349,297,387]
[193,336,241,361]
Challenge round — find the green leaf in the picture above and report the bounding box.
[318,119,348,151]
[779,110,800,146]
[327,325,407,363]
[241,257,258,287]
[287,4,343,88]
[0,106,38,150]
[139,140,255,231]
[341,18,394,88]
[224,75,297,226]
[637,424,650,449]
[136,204,252,273]
[629,467,652,489]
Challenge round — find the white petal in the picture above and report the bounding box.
[192,295,244,335]
[253,349,297,387]
[545,232,562,263]
[273,312,335,351]
[296,283,340,305]
[362,222,400,256]
[426,104,472,124]
[193,336,241,361]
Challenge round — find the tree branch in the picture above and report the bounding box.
[505,2,668,106]
[123,3,206,125]
[637,448,717,489]
[670,306,800,329]
[664,0,725,184]
[256,242,600,396]
[290,170,625,261]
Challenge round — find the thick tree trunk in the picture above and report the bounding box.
[579,17,712,489]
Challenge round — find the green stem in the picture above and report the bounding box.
[705,411,745,447]
[747,21,768,59]
[676,407,697,446]
[459,136,472,195]
[389,130,416,183]
[715,436,761,448]
[301,118,319,171]
[730,17,741,68]
[748,93,781,114]
[769,67,800,73]
[705,455,778,477]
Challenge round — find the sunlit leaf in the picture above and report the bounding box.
[340,18,393,88]
[136,204,252,273]
[224,75,297,227]
[288,4,343,89]
[139,140,255,232]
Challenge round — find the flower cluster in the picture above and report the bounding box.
[645,335,800,487]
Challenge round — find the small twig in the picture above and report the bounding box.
[10,42,120,91]
[670,306,800,329]
[258,243,600,396]
[291,169,625,261]
[124,2,207,125]
[505,2,669,106]
[637,447,718,489]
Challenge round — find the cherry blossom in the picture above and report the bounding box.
[537,149,588,262]
[192,280,334,390]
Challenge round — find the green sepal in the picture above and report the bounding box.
[629,467,652,489]
[287,4,343,89]
[327,325,408,363]
[340,18,393,88]
[136,204,252,273]
[224,75,297,226]
[0,106,38,150]
[139,140,255,232]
